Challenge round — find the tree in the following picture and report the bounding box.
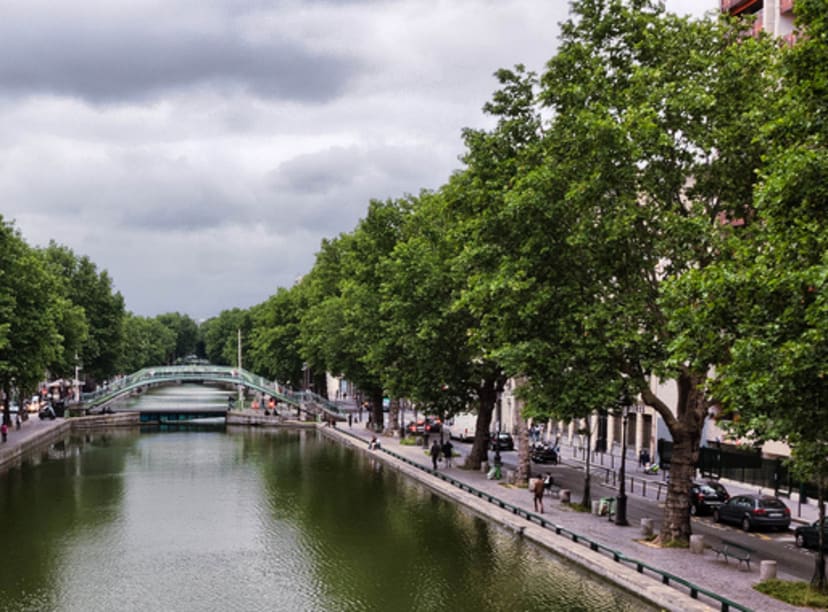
[248,287,305,386]
[120,313,177,373]
[41,242,125,385]
[482,0,780,541]
[671,0,828,583]
[0,219,62,423]
[300,199,410,426]
[200,308,251,367]
[156,312,200,363]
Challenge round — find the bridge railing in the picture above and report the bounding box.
[79,365,346,421]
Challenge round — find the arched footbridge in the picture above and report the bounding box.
[80,365,345,423]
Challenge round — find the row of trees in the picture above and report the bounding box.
[4,0,824,579]
[208,0,825,559]
[0,228,214,417]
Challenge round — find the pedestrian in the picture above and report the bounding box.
[532,475,545,514]
[430,440,441,470]
[15,414,21,430]
[441,439,453,467]
[1,422,7,443]
[639,448,650,469]
[348,413,353,428]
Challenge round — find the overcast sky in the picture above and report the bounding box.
[1,0,714,321]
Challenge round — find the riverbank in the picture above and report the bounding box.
[0,412,138,473]
[0,413,809,611]
[319,423,811,612]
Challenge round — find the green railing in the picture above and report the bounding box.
[339,429,752,612]
[80,365,345,421]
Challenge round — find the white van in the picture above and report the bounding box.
[448,412,478,442]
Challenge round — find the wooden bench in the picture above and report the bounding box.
[711,539,753,570]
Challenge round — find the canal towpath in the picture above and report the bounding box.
[324,419,815,612]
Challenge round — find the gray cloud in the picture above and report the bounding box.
[0,5,361,103]
[0,0,714,320]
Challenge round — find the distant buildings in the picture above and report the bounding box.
[721,0,796,42]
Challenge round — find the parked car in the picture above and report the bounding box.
[713,494,791,532]
[530,443,558,464]
[406,417,442,436]
[489,432,514,451]
[689,480,729,516]
[795,518,828,550]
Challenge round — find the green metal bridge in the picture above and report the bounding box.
[80,365,345,422]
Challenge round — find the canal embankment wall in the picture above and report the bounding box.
[0,412,140,472]
[317,425,711,612]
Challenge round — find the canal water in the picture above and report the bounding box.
[0,386,651,611]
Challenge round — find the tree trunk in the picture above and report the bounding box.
[582,425,592,507]
[813,483,826,592]
[515,404,530,484]
[385,397,400,436]
[370,388,384,433]
[464,379,498,470]
[656,375,706,545]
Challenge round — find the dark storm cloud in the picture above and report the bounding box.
[0,13,360,103]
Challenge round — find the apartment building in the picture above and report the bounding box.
[721,0,796,41]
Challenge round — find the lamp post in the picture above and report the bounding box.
[615,391,632,526]
[493,393,503,474]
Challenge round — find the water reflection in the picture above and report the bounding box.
[0,422,650,611]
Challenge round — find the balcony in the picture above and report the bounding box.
[721,0,762,14]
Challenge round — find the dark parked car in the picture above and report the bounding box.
[489,432,514,451]
[689,480,729,516]
[795,518,828,550]
[406,417,442,436]
[530,443,558,464]
[713,494,791,532]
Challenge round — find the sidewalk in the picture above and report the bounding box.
[0,413,69,470]
[330,421,812,612]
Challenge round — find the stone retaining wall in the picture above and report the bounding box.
[0,413,140,472]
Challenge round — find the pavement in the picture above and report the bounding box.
[1,412,821,611]
[325,419,823,612]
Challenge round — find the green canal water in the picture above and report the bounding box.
[0,389,652,612]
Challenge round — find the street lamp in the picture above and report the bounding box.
[615,390,632,526]
[493,393,503,475]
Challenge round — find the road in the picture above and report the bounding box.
[483,445,821,581]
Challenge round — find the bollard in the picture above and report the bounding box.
[760,560,777,581]
[641,518,654,537]
[560,489,571,504]
[690,534,704,554]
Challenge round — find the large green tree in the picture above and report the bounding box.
[300,199,409,426]
[0,220,62,423]
[668,0,828,583]
[120,313,177,373]
[249,287,305,386]
[41,242,125,385]
[473,0,780,541]
[156,312,200,363]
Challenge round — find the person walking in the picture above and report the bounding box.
[430,440,441,470]
[441,439,454,468]
[532,475,545,514]
[1,422,7,443]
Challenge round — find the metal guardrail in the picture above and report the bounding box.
[79,366,345,421]
[338,429,752,612]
